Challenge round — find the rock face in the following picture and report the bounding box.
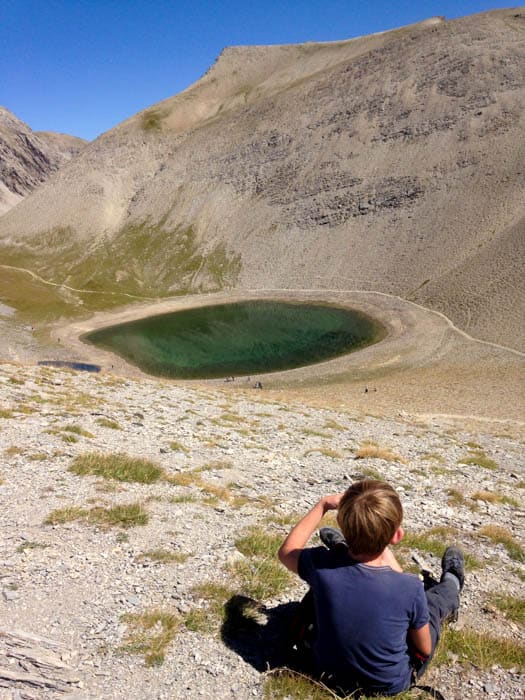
[0,9,524,349]
[0,107,86,215]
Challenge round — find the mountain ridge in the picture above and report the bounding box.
[0,8,523,350]
[0,107,87,216]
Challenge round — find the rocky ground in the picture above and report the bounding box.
[0,361,523,699]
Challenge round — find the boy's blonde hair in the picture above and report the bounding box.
[337,480,403,555]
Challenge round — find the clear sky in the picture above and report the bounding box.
[1,0,516,141]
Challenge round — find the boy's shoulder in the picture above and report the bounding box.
[299,546,422,590]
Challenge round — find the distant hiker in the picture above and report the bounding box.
[364,385,368,393]
[253,381,263,389]
[278,479,464,696]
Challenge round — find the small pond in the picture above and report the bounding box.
[83,300,384,379]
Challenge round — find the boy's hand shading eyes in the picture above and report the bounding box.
[322,493,345,511]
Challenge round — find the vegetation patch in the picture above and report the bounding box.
[303,448,342,459]
[16,541,49,553]
[69,452,164,483]
[458,449,498,471]
[487,593,525,625]
[169,440,189,453]
[355,442,406,463]
[120,609,179,666]
[399,528,481,571]
[96,417,122,430]
[45,502,148,528]
[471,491,520,507]
[62,424,94,438]
[184,583,236,633]
[138,549,189,564]
[434,626,525,670]
[480,525,524,562]
[140,108,165,131]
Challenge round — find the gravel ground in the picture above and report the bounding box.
[0,361,523,699]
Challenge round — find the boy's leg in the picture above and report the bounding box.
[414,547,464,679]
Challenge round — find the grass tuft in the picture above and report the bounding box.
[96,417,122,430]
[139,549,189,564]
[120,609,179,666]
[434,626,525,670]
[355,442,406,463]
[45,502,148,528]
[480,525,524,562]
[487,593,525,625]
[458,449,498,471]
[70,452,164,483]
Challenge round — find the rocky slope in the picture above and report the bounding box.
[0,107,86,216]
[0,361,523,699]
[0,8,523,349]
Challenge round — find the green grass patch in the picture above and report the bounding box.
[69,452,164,483]
[0,409,14,419]
[487,593,525,625]
[169,440,189,453]
[120,609,179,666]
[235,528,283,559]
[45,502,148,528]
[480,525,524,562]
[96,417,122,430]
[231,558,293,601]
[16,541,49,553]
[62,424,94,438]
[400,528,481,570]
[434,626,525,670]
[458,449,498,471]
[184,583,236,633]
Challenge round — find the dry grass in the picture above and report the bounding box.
[355,442,406,463]
[138,549,189,564]
[471,491,520,507]
[96,417,122,430]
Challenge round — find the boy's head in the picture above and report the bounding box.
[337,480,403,555]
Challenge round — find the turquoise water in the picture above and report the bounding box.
[83,301,384,379]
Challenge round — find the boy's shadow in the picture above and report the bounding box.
[220,595,302,672]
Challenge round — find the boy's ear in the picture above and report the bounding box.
[390,526,404,545]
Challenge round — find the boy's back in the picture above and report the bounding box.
[299,546,428,694]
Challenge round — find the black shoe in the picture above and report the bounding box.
[440,546,465,591]
[319,527,347,550]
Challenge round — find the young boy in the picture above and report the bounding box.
[278,479,464,696]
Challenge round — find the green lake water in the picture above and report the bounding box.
[83,301,384,379]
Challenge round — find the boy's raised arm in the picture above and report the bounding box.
[278,493,343,574]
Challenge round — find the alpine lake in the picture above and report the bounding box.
[83,300,385,380]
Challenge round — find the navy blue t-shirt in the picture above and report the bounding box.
[298,546,429,695]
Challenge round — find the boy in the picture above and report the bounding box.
[278,479,464,696]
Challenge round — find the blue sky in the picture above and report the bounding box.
[1,1,516,140]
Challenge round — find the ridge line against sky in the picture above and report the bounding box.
[1,0,518,141]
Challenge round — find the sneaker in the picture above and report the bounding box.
[440,546,465,591]
[319,527,347,550]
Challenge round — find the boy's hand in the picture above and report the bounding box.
[322,493,345,512]
[279,492,346,574]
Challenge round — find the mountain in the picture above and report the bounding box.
[0,107,86,215]
[0,8,523,349]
